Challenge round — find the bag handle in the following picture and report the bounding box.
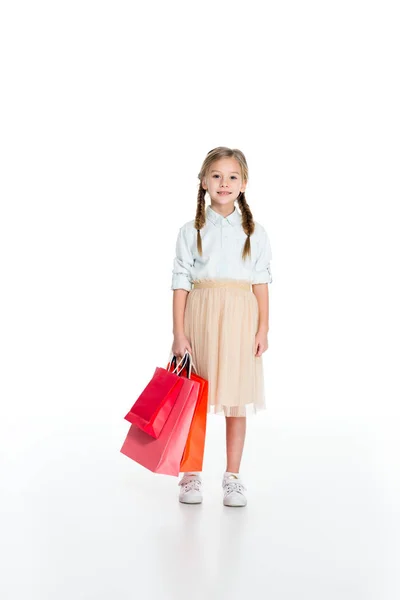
[177,352,196,378]
[167,352,186,374]
[169,354,188,376]
[169,352,192,377]
[167,350,197,378]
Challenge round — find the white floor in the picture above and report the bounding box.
[1,413,398,600]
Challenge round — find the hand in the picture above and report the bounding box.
[172,334,193,363]
[255,329,268,357]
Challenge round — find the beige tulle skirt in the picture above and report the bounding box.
[183,278,266,417]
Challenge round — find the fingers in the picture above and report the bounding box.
[255,344,268,356]
[173,346,193,364]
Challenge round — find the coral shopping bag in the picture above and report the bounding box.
[120,354,200,477]
[166,353,208,472]
[123,354,188,439]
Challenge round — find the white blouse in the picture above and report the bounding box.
[171,204,273,291]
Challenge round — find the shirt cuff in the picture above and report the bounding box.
[252,268,273,285]
[171,274,192,291]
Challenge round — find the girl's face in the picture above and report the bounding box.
[202,157,247,207]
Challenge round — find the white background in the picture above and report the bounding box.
[1,1,399,599]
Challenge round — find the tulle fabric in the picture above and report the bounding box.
[183,278,267,417]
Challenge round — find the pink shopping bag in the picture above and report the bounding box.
[120,372,200,477]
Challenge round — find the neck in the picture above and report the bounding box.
[210,202,235,218]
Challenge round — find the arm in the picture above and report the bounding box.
[252,283,269,333]
[251,226,272,355]
[171,225,194,293]
[172,289,192,357]
[172,289,189,336]
[171,225,194,357]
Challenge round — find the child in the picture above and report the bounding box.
[171,147,273,507]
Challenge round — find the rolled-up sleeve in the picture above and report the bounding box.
[252,227,273,284]
[171,226,194,291]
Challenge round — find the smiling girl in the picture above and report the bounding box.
[171,146,273,507]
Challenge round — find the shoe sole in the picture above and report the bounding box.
[179,498,203,504]
[223,495,247,507]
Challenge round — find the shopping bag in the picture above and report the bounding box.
[120,354,200,477]
[179,362,208,472]
[166,352,208,472]
[124,354,188,439]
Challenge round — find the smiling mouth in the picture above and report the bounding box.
[217,192,231,195]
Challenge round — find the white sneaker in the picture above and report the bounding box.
[222,473,247,507]
[178,473,203,504]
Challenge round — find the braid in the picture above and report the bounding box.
[194,186,206,255]
[237,191,255,260]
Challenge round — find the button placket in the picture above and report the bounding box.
[222,218,229,240]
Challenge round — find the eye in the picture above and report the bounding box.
[231,176,237,179]
[212,174,220,178]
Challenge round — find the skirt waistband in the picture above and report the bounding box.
[192,279,252,291]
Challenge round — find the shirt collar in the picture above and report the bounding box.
[206,204,242,226]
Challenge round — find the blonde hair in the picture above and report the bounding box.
[195,146,255,260]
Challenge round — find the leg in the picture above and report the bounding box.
[225,416,246,473]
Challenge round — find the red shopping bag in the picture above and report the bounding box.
[166,353,208,472]
[124,355,188,439]
[120,361,200,477]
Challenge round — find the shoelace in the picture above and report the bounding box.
[223,480,247,496]
[178,476,202,492]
